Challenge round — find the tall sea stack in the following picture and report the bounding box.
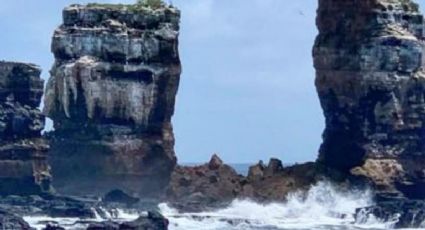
[0,62,51,195]
[314,0,425,198]
[44,3,181,197]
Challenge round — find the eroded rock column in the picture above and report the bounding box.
[0,62,51,195]
[314,0,425,198]
[44,4,181,197]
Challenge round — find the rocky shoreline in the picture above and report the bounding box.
[0,0,424,229]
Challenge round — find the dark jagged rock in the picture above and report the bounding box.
[103,189,140,205]
[242,160,320,201]
[356,200,425,228]
[0,61,51,195]
[87,211,168,230]
[0,194,97,219]
[43,224,65,230]
[167,155,321,211]
[166,155,243,212]
[208,154,223,170]
[44,3,181,197]
[0,208,34,230]
[0,193,167,229]
[314,0,425,199]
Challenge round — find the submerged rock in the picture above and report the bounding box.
[0,208,34,230]
[314,0,425,199]
[103,189,140,205]
[0,194,98,218]
[0,61,51,195]
[44,3,182,197]
[87,211,168,230]
[356,200,425,228]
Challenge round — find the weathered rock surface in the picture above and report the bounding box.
[103,189,140,205]
[0,193,169,229]
[166,154,244,211]
[243,160,320,201]
[44,3,181,197]
[0,61,51,195]
[166,155,320,211]
[314,0,425,199]
[0,194,97,219]
[87,211,168,230]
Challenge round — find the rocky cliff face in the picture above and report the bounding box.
[314,0,425,198]
[0,61,51,195]
[44,4,181,197]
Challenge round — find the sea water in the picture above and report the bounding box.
[24,164,425,230]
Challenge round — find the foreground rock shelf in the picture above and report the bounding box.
[0,193,168,229]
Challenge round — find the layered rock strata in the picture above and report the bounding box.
[44,4,181,197]
[314,0,425,199]
[0,62,51,195]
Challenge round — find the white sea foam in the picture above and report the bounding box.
[160,181,385,230]
[24,181,425,230]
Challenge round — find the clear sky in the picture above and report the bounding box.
[1,0,424,164]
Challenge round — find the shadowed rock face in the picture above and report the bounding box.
[44,4,181,197]
[314,0,425,198]
[0,62,51,195]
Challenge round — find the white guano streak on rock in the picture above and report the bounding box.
[57,56,157,125]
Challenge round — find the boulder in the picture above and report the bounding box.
[87,211,168,230]
[103,189,140,205]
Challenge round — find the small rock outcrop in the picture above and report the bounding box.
[314,0,425,199]
[166,155,244,211]
[87,211,168,230]
[43,3,181,197]
[103,189,140,205]
[166,155,320,211]
[0,62,51,195]
[243,160,319,201]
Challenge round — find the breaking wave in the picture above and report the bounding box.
[161,181,387,230]
[25,181,424,230]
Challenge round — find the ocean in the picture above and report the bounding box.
[23,164,425,230]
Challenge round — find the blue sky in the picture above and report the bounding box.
[1,0,424,164]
